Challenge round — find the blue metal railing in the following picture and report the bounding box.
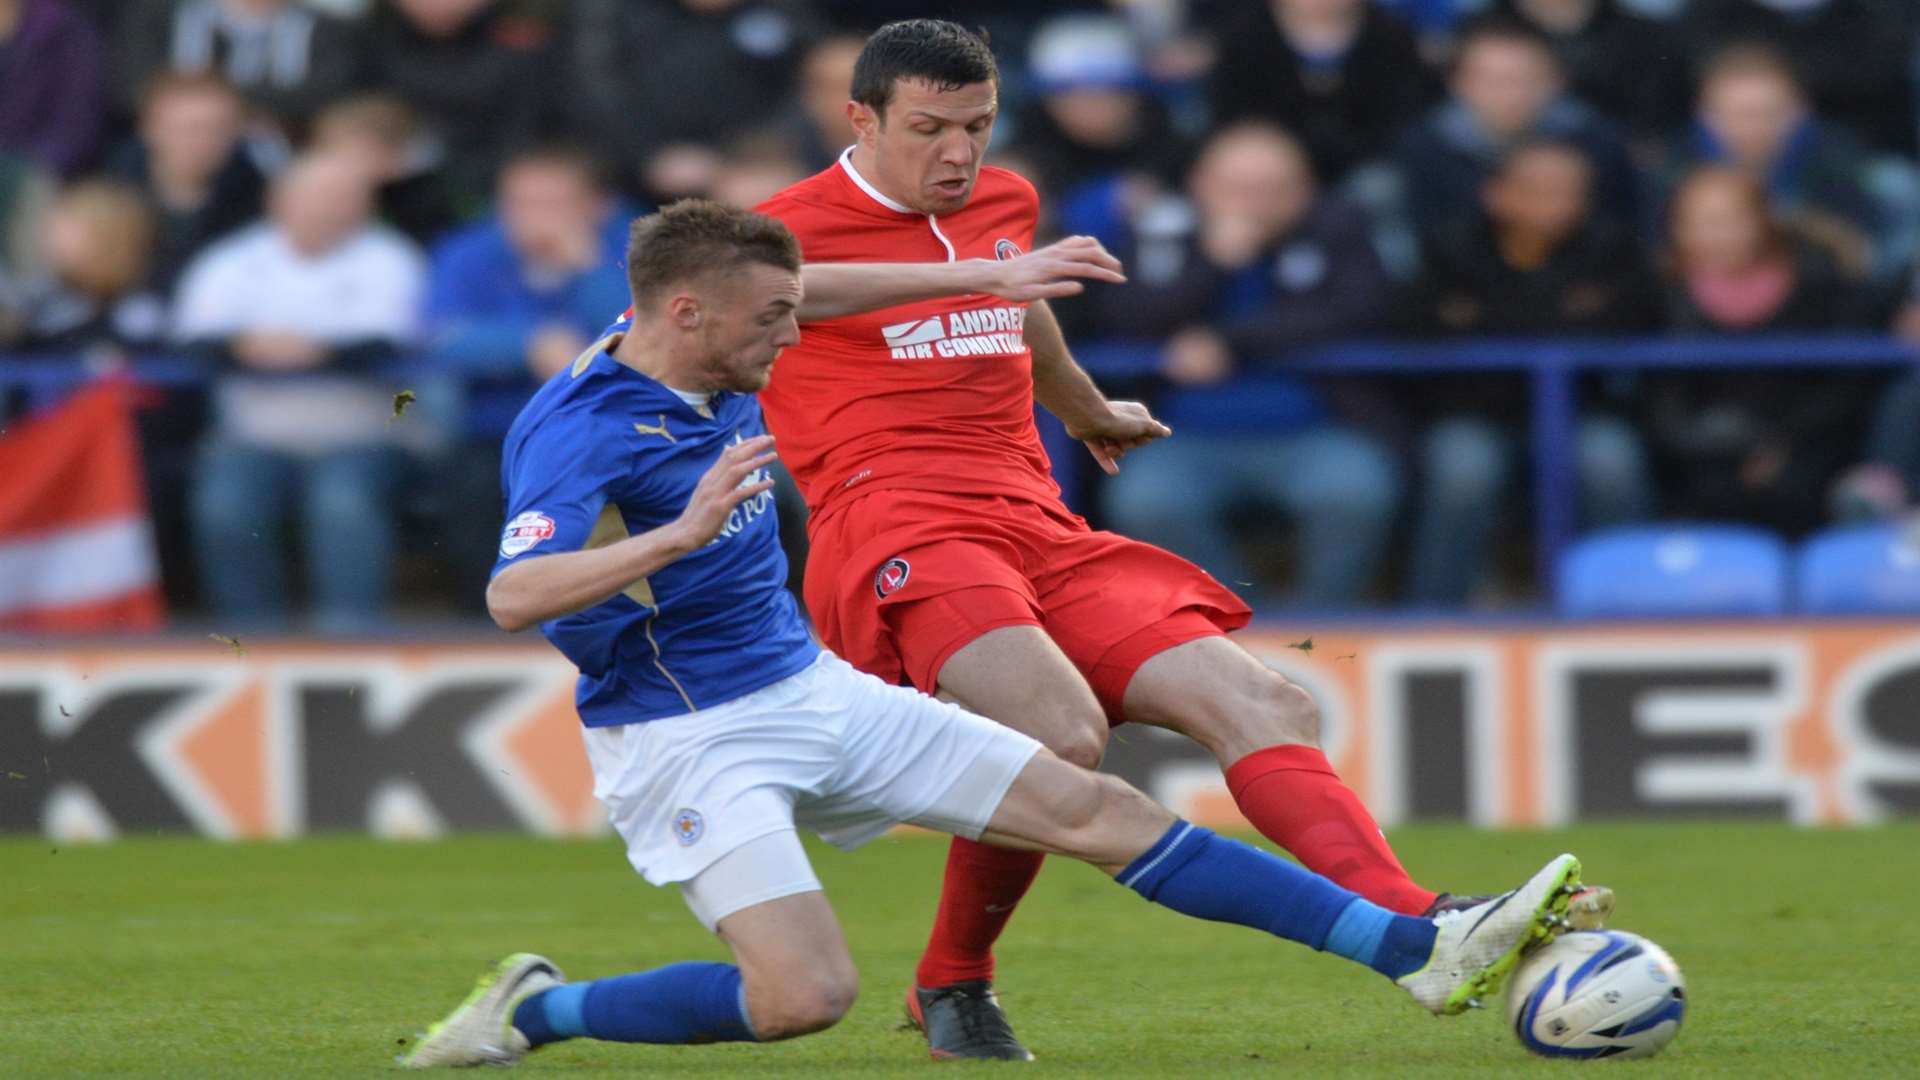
[10,334,1919,602]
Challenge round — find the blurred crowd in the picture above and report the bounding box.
[7,0,1920,627]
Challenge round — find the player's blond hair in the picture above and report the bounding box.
[625,200,801,308]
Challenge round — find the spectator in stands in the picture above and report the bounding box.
[174,152,425,632]
[419,145,629,609]
[0,153,55,345]
[16,180,166,353]
[363,0,554,218]
[0,0,104,177]
[21,178,198,604]
[1009,15,1193,249]
[710,135,809,211]
[780,33,863,172]
[1090,123,1401,609]
[1644,167,1876,534]
[107,73,264,297]
[1679,0,1916,155]
[1491,0,1688,149]
[1416,140,1655,337]
[114,0,363,142]
[1660,168,1854,334]
[1847,285,1920,522]
[310,93,459,245]
[1206,0,1433,184]
[1663,43,1907,282]
[564,0,820,203]
[1403,140,1654,604]
[1395,18,1640,249]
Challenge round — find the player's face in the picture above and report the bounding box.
[863,79,997,215]
[696,263,804,393]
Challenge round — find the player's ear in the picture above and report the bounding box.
[667,293,701,330]
[848,100,879,143]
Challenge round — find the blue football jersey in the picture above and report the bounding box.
[491,328,819,726]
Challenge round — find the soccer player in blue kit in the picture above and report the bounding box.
[400,201,1591,1068]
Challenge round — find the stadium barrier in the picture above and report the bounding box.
[5,622,1915,841]
[9,333,1917,607]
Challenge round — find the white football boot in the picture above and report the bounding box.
[399,952,564,1068]
[1397,853,1583,1016]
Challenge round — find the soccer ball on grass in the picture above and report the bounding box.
[1505,929,1686,1059]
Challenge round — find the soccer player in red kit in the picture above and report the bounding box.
[756,19,1612,1061]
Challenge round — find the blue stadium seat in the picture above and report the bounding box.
[1796,523,1920,614]
[1556,526,1789,617]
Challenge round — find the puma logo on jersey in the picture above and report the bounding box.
[881,306,1027,360]
[633,415,677,443]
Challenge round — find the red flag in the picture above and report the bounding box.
[0,380,165,632]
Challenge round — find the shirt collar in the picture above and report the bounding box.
[837,146,915,215]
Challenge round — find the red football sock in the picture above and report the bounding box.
[914,836,1047,989]
[1225,744,1438,916]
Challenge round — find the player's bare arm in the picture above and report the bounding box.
[486,436,778,631]
[796,235,1125,321]
[1026,299,1171,475]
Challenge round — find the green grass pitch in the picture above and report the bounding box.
[4,822,1917,1077]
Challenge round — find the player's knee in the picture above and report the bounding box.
[752,969,859,1039]
[1212,670,1320,749]
[1261,674,1322,745]
[1047,719,1108,770]
[1015,697,1108,768]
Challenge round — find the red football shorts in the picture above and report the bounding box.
[803,490,1252,722]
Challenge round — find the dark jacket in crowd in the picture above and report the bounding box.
[1396,99,1643,244]
[1205,0,1435,182]
[564,0,818,196]
[107,141,264,296]
[1074,195,1391,361]
[363,0,554,217]
[1647,238,1876,532]
[114,0,364,132]
[1415,215,1657,337]
[1679,0,1918,155]
[1010,95,1194,203]
[1492,0,1689,144]
[0,0,105,176]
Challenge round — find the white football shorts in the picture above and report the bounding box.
[581,652,1042,927]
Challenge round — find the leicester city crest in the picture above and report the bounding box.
[672,808,704,846]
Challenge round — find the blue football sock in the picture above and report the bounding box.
[511,961,756,1047]
[1323,895,1439,980]
[1118,821,1436,978]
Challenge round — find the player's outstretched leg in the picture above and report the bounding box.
[399,952,764,1068]
[400,835,858,1069]
[1122,635,1614,927]
[976,749,1585,1016]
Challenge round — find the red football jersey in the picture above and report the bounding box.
[756,149,1061,521]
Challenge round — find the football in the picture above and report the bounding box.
[1505,930,1686,1059]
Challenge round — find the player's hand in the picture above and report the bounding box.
[984,235,1126,301]
[673,435,778,549]
[1067,400,1170,476]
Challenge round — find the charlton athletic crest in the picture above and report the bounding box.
[874,557,911,599]
[994,238,1023,261]
[672,809,704,846]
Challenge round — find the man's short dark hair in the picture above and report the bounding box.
[625,199,801,308]
[851,19,998,116]
[1451,17,1560,75]
[1697,42,1803,99]
[502,142,611,193]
